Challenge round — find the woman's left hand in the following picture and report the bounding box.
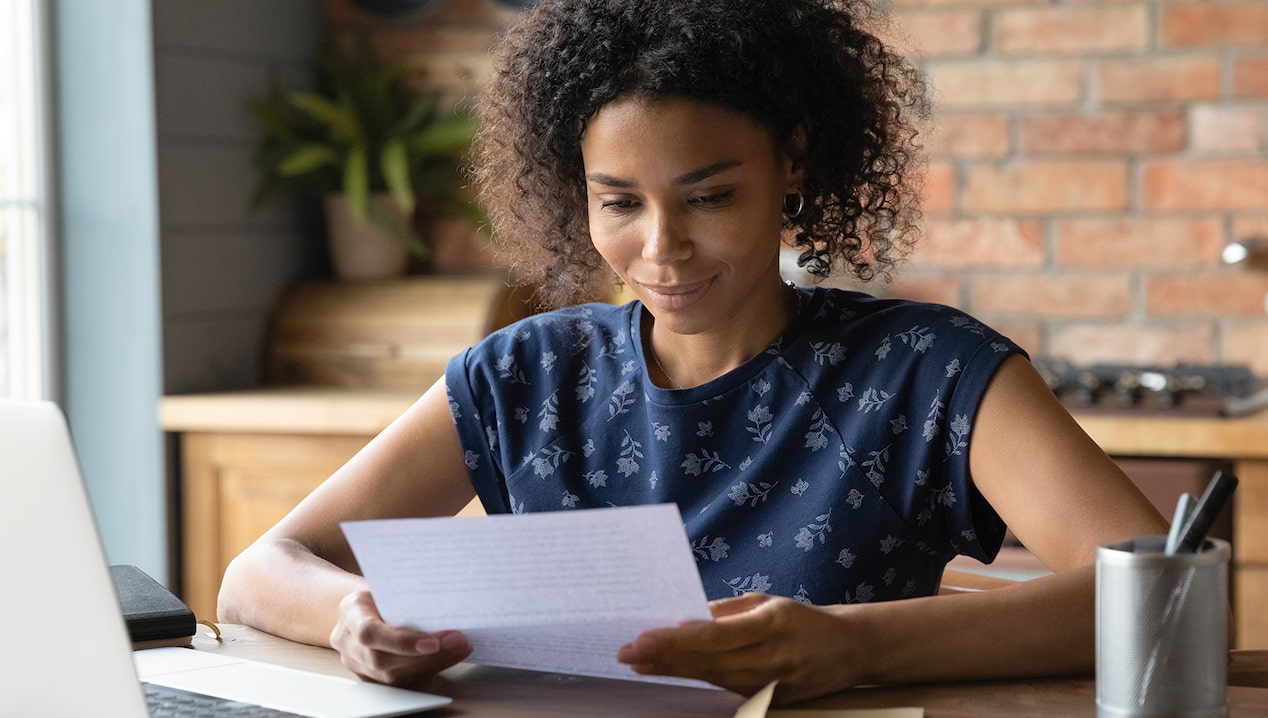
[616,592,857,704]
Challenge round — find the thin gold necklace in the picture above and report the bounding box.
[648,283,804,390]
[650,343,685,390]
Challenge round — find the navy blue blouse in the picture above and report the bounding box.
[445,287,1024,605]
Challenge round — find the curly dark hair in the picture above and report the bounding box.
[472,0,929,308]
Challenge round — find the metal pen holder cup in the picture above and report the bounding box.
[1096,535,1230,718]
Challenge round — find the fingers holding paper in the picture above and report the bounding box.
[617,592,854,704]
[330,590,472,686]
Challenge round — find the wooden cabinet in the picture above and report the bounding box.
[1236,460,1268,649]
[177,429,382,619]
[163,390,415,620]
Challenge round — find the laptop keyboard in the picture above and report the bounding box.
[144,682,308,717]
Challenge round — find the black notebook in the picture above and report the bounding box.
[109,564,196,648]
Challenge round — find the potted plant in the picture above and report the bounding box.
[247,33,482,279]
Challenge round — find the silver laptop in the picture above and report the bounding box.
[0,399,450,717]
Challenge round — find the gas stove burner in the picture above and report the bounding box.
[1032,358,1265,417]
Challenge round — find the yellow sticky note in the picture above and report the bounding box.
[768,709,923,718]
[733,681,778,718]
[732,681,923,718]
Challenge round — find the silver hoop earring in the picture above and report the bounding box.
[783,192,805,219]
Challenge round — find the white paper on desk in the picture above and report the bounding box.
[342,504,713,687]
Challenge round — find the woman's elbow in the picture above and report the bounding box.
[216,547,259,624]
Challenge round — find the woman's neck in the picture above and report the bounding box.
[644,282,803,389]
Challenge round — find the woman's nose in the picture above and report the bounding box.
[642,210,692,264]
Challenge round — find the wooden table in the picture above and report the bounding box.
[195,624,1268,717]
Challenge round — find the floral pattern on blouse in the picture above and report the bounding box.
[445,288,1023,605]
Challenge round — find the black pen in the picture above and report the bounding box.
[1170,470,1238,555]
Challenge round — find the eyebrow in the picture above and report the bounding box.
[585,161,742,189]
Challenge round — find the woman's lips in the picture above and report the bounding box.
[637,278,714,311]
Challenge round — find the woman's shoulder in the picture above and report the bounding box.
[795,287,1023,381]
[461,300,639,378]
[812,288,1003,340]
[484,301,634,346]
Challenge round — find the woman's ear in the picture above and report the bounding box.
[783,124,809,191]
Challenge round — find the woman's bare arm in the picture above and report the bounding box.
[217,378,477,647]
[968,354,1168,575]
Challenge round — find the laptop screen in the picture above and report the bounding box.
[0,399,150,716]
[0,400,452,718]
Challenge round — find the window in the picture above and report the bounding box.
[0,0,53,399]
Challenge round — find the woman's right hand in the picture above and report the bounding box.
[330,590,473,685]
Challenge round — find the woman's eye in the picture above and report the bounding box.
[690,190,733,207]
[599,198,637,211]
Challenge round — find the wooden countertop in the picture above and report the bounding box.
[160,388,1268,459]
[160,387,419,434]
[1077,411,1268,461]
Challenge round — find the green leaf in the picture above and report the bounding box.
[291,91,361,142]
[343,145,370,222]
[391,93,438,134]
[380,139,415,213]
[407,116,479,156]
[277,143,340,177]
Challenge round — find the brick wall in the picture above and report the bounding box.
[328,0,1268,374]
[886,0,1268,375]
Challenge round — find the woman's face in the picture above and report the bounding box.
[580,94,802,337]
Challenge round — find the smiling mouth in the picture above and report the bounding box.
[637,278,714,310]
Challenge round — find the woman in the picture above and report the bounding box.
[218,0,1166,704]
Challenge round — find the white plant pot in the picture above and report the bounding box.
[324,194,411,280]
